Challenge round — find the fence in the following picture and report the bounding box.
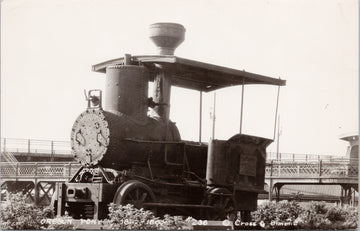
[266,158,359,178]
[1,138,71,155]
[1,162,80,180]
[0,138,350,162]
[1,159,358,181]
[266,152,348,162]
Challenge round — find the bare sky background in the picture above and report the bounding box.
[1,0,358,155]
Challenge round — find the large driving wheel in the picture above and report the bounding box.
[113,180,155,209]
[201,188,237,221]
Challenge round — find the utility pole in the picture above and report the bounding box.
[239,78,245,134]
[276,115,281,160]
[211,91,216,139]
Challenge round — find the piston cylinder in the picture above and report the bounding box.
[105,65,149,119]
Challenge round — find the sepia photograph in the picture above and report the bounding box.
[0,0,358,229]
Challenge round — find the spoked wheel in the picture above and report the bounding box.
[201,188,237,221]
[113,180,156,210]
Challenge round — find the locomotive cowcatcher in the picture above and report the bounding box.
[51,23,286,221]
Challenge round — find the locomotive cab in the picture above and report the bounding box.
[52,23,286,221]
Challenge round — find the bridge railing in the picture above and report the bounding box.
[266,152,349,162]
[266,159,359,178]
[1,159,358,180]
[1,138,71,155]
[1,138,350,162]
[1,162,81,180]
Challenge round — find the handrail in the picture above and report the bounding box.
[2,152,18,169]
[0,160,358,181]
[1,138,71,155]
[0,138,353,163]
[266,152,350,162]
[265,159,358,178]
[268,158,359,164]
[3,152,18,163]
[1,162,81,180]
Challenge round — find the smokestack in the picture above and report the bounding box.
[149,23,185,55]
[105,65,149,119]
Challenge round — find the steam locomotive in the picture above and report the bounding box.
[51,23,286,221]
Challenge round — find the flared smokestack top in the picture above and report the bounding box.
[149,23,185,55]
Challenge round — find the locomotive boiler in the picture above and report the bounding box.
[52,23,286,221]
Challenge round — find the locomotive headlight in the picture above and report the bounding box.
[90,96,100,107]
[71,109,110,166]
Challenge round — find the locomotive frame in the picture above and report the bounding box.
[51,23,286,222]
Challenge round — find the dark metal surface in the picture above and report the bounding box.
[105,65,149,119]
[207,134,272,193]
[70,109,181,168]
[92,55,286,92]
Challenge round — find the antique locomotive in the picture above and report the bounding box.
[52,23,286,220]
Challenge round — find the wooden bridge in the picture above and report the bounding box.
[1,138,358,205]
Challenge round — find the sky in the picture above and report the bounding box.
[1,0,358,156]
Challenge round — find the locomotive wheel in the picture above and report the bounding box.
[201,188,237,221]
[113,180,155,210]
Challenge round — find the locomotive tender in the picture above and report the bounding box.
[52,23,286,221]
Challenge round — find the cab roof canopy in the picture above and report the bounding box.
[92,55,286,92]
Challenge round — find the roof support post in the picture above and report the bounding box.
[211,91,216,139]
[199,91,203,143]
[273,83,281,140]
[239,78,245,134]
